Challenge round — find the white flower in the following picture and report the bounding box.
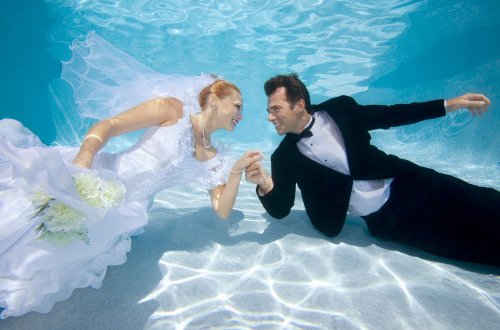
[31,190,52,207]
[73,173,104,207]
[30,172,126,246]
[43,200,86,232]
[100,180,126,207]
[73,172,126,208]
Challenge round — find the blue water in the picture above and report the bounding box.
[1,0,499,328]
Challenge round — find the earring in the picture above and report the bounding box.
[212,105,218,112]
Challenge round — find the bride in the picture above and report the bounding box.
[0,31,260,318]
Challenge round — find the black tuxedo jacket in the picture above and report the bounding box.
[258,95,445,237]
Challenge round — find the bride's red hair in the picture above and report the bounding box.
[198,79,240,109]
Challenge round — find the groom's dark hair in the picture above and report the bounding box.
[264,73,312,114]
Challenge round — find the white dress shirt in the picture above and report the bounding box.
[296,111,393,216]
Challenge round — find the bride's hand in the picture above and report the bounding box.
[231,151,263,174]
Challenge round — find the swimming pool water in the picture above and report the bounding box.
[0,0,499,328]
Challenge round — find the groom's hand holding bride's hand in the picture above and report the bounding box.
[244,156,273,196]
[231,151,263,175]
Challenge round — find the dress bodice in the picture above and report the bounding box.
[95,111,227,201]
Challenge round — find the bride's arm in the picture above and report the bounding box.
[73,97,183,168]
[210,151,262,219]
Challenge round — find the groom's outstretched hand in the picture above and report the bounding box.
[445,93,491,116]
[245,159,274,196]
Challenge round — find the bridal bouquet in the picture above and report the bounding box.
[30,172,126,245]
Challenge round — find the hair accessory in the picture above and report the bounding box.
[209,73,225,82]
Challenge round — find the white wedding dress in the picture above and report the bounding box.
[0,32,228,318]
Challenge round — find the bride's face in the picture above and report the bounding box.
[215,90,243,131]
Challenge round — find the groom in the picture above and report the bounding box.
[246,73,500,267]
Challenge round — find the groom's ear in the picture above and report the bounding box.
[294,98,306,112]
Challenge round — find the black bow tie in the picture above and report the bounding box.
[290,116,315,143]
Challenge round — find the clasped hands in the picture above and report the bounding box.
[231,151,273,195]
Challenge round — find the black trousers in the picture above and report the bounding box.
[363,167,500,267]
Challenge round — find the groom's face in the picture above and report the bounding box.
[267,87,304,135]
